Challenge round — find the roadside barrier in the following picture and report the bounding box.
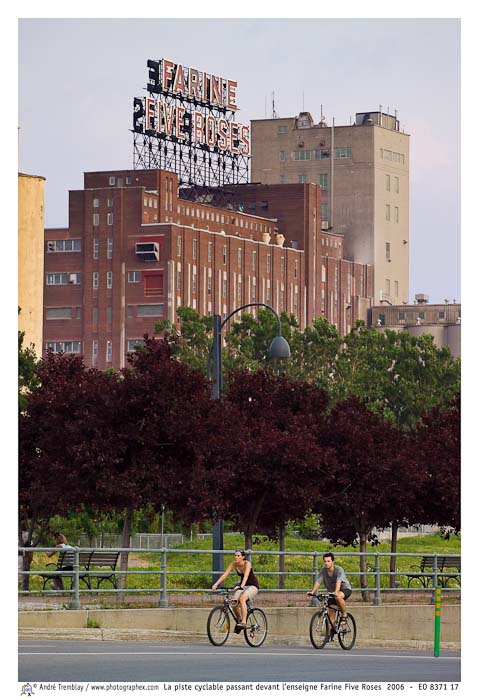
[18,547,460,610]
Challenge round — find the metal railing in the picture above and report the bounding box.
[18,547,460,610]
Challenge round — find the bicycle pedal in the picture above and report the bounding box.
[234,624,242,634]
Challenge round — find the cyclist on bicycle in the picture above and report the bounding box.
[308,552,352,631]
[211,549,259,631]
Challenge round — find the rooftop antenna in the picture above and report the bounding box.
[272,92,278,119]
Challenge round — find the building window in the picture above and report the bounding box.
[126,339,144,352]
[176,270,181,291]
[93,238,99,259]
[127,305,134,318]
[319,174,328,190]
[107,198,113,207]
[192,271,197,294]
[109,176,116,185]
[237,248,242,267]
[293,150,312,161]
[238,276,242,298]
[93,272,99,289]
[394,207,399,223]
[46,341,82,354]
[386,175,390,191]
[386,204,391,221]
[378,314,386,325]
[193,239,198,260]
[93,198,99,208]
[266,255,271,273]
[128,271,141,283]
[438,311,446,319]
[125,177,131,185]
[279,150,285,161]
[277,125,288,134]
[107,271,113,289]
[294,259,298,278]
[386,242,391,261]
[208,242,213,262]
[46,239,81,253]
[45,307,72,320]
[279,175,285,184]
[137,304,164,317]
[335,147,352,159]
[322,264,326,283]
[385,279,391,295]
[46,273,68,286]
[252,250,257,272]
[280,257,285,275]
[107,213,113,226]
[208,269,212,295]
[93,306,98,323]
[399,312,406,321]
[177,237,182,257]
[106,340,112,363]
[92,340,98,365]
[395,176,399,193]
[107,306,112,324]
[321,203,328,220]
[222,276,227,297]
[107,238,113,258]
[299,175,307,183]
[93,213,99,227]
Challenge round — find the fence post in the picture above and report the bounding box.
[434,587,442,657]
[158,548,168,608]
[310,552,319,607]
[373,551,381,606]
[68,548,81,610]
[431,553,438,605]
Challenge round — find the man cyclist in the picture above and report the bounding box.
[308,552,352,636]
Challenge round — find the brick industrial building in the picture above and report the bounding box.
[251,110,410,306]
[43,168,374,369]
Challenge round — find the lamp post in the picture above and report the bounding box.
[210,303,291,583]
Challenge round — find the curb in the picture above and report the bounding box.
[18,628,460,650]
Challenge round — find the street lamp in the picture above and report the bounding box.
[209,303,291,583]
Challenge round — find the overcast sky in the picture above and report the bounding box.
[18,17,460,303]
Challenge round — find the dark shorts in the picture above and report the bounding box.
[327,588,351,603]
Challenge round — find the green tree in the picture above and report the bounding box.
[18,326,38,412]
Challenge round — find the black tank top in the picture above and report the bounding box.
[235,567,259,589]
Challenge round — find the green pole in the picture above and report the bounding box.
[434,587,442,657]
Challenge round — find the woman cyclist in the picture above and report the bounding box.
[211,549,259,631]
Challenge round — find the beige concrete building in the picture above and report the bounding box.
[251,110,410,306]
[18,173,45,354]
[370,296,461,357]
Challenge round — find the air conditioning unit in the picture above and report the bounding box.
[135,241,160,262]
[321,221,329,230]
[46,241,56,252]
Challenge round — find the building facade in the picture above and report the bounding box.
[19,173,46,353]
[370,297,461,357]
[43,168,374,369]
[251,110,410,306]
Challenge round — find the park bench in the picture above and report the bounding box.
[40,550,120,590]
[406,555,461,588]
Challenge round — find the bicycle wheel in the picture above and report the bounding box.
[244,608,268,647]
[338,613,357,650]
[207,606,230,646]
[309,611,331,649]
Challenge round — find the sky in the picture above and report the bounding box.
[17,16,461,304]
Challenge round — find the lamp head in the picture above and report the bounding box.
[268,334,291,359]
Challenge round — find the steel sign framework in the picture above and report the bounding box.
[132,59,250,189]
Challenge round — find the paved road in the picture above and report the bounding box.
[19,640,460,682]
